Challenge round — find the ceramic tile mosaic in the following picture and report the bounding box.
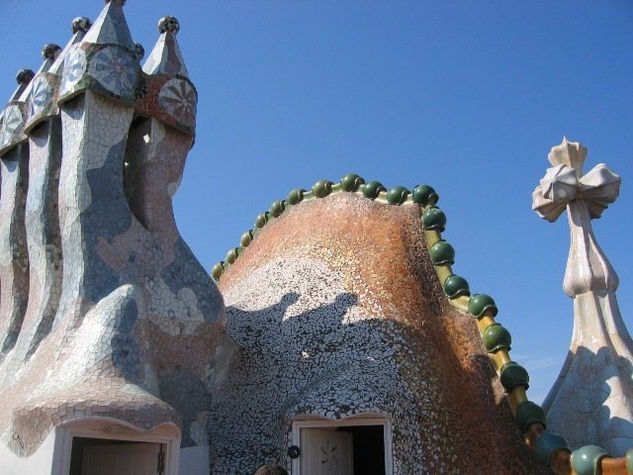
[0,1,224,463]
[215,193,546,474]
[3,2,630,474]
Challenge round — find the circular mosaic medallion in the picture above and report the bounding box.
[60,46,87,95]
[88,47,138,97]
[158,78,197,126]
[29,75,54,118]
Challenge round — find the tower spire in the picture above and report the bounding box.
[58,0,140,106]
[533,138,633,456]
[139,16,197,135]
[143,16,188,77]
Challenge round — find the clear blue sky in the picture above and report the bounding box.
[1,0,632,403]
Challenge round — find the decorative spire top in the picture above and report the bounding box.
[16,69,34,86]
[533,138,620,296]
[143,16,188,76]
[71,16,92,34]
[58,0,140,106]
[158,16,180,35]
[42,44,62,60]
[26,18,90,131]
[47,17,91,79]
[534,140,633,456]
[105,0,126,5]
[81,0,135,52]
[533,138,620,223]
[138,15,196,134]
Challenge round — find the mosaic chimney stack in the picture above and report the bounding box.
[18,21,90,362]
[0,68,35,356]
[0,0,224,459]
[533,138,633,456]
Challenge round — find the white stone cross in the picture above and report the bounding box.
[533,137,620,297]
[532,137,633,456]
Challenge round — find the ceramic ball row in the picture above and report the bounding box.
[422,200,558,455]
[211,174,440,281]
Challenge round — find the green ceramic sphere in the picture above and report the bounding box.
[312,180,333,198]
[468,293,498,318]
[240,230,254,248]
[570,445,609,475]
[362,181,386,199]
[225,247,240,265]
[211,262,224,280]
[269,200,285,218]
[499,361,529,392]
[411,184,439,206]
[287,188,305,205]
[534,432,570,466]
[482,323,511,352]
[429,240,455,266]
[340,173,365,192]
[515,401,546,432]
[443,274,470,298]
[386,185,410,205]
[254,212,269,229]
[422,206,446,232]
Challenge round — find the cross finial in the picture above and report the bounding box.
[533,138,620,296]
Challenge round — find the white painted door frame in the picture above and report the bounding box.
[290,415,393,475]
[52,418,181,475]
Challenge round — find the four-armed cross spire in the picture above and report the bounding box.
[533,137,633,456]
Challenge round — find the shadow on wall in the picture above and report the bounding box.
[209,286,532,473]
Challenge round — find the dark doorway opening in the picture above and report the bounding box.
[69,437,164,475]
[337,425,385,475]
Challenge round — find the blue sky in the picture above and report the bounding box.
[1,0,632,403]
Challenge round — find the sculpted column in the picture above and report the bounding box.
[533,138,633,456]
[0,69,34,356]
